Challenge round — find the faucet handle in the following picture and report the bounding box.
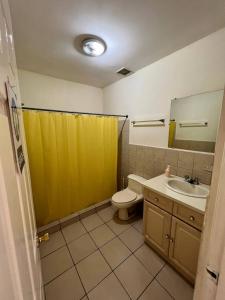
[184,175,190,181]
[194,177,199,185]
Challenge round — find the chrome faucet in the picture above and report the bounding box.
[184,175,199,185]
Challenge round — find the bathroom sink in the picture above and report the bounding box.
[166,179,209,198]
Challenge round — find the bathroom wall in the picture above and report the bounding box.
[18,69,103,112]
[103,27,225,147]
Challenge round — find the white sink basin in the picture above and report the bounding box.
[166,179,209,198]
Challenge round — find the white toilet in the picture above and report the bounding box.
[112,174,146,221]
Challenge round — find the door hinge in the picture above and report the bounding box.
[206,265,219,284]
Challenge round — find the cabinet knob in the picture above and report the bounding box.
[189,216,195,221]
[165,234,170,239]
[154,197,159,202]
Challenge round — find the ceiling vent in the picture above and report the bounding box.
[117,67,132,76]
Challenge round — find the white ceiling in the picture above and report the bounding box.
[9,0,225,88]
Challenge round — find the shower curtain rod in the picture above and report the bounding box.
[21,106,128,118]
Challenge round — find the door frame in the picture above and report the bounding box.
[194,87,225,299]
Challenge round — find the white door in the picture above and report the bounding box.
[0,0,43,298]
[0,112,43,300]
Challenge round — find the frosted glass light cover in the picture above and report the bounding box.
[82,39,105,57]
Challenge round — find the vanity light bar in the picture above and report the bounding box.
[179,121,208,128]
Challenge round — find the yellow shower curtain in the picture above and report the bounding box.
[23,111,118,226]
[168,120,176,147]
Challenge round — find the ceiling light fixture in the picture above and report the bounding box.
[82,38,106,57]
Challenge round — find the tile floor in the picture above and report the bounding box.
[41,205,194,300]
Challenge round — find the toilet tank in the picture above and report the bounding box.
[127,174,146,194]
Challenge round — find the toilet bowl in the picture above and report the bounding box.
[112,174,146,221]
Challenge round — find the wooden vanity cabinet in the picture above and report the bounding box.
[169,216,201,281]
[143,187,203,283]
[144,201,171,256]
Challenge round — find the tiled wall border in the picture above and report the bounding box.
[38,199,111,236]
[126,144,214,185]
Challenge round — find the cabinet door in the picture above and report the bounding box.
[144,200,171,256]
[169,216,201,281]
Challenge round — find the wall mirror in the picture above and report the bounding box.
[168,89,223,153]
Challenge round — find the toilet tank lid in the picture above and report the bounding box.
[128,174,147,184]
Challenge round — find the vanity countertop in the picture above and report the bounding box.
[142,174,209,214]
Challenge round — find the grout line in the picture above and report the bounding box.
[155,279,175,300]
[64,221,118,296]
[105,219,133,235]
[80,218,104,233]
[136,263,167,300]
[43,265,74,287]
[69,245,97,266]
[61,228,88,299]
[87,231,132,300]
[40,243,66,259]
[78,249,112,296]
[76,219,132,298]
[112,271,132,300]
[41,215,143,268]
[41,214,151,299]
[154,264,176,300]
[41,214,177,300]
[65,230,88,246]
[41,212,190,300]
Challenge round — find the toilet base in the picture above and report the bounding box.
[118,205,136,221]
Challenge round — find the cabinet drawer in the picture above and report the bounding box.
[173,203,204,231]
[144,188,173,213]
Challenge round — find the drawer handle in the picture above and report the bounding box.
[189,216,195,221]
[154,197,159,202]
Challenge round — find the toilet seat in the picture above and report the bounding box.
[112,189,137,204]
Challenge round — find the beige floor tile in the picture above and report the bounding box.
[62,221,86,243]
[41,246,73,284]
[89,224,115,247]
[76,250,111,292]
[156,265,194,300]
[132,218,143,233]
[88,273,129,300]
[68,233,97,263]
[81,214,103,231]
[107,219,131,235]
[45,267,85,300]
[139,280,172,300]
[134,244,165,276]
[100,237,131,269]
[119,227,144,252]
[97,206,115,222]
[115,255,153,300]
[40,231,65,258]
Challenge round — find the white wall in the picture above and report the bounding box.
[18,69,103,113]
[103,28,225,147]
[171,90,223,142]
